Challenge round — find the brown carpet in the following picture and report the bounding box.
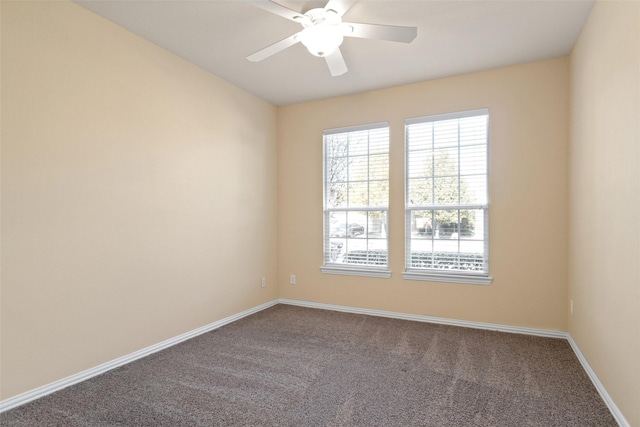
[1,304,616,426]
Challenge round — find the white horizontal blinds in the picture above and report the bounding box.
[406,110,489,274]
[324,124,389,268]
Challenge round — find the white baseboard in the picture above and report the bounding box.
[1,297,628,427]
[0,299,279,413]
[279,298,628,427]
[278,298,568,338]
[566,335,629,427]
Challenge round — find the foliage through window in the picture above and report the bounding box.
[404,109,491,284]
[322,123,390,277]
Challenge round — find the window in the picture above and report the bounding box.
[321,123,391,278]
[404,109,491,284]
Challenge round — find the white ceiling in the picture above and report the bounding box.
[75,0,595,106]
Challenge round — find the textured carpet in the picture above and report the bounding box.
[1,305,616,426]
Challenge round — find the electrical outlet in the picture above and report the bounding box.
[290,274,296,285]
[570,299,573,315]
[261,277,266,288]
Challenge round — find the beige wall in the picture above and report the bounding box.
[278,58,570,331]
[1,1,278,399]
[569,1,640,425]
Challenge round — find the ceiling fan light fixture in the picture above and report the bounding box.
[300,24,344,57]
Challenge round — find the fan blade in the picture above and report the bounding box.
[324,0,356,17]
[324,48,348,76]
[246,0,306,23]
[343,22,417,43]
[247,32,302,62]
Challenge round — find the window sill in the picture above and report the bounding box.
[402,270,492,285]
[321,265,392,279]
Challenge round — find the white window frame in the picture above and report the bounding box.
[403,109,492,285]
[321,122,391,278]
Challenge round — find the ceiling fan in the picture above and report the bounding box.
[246,0,418,76]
